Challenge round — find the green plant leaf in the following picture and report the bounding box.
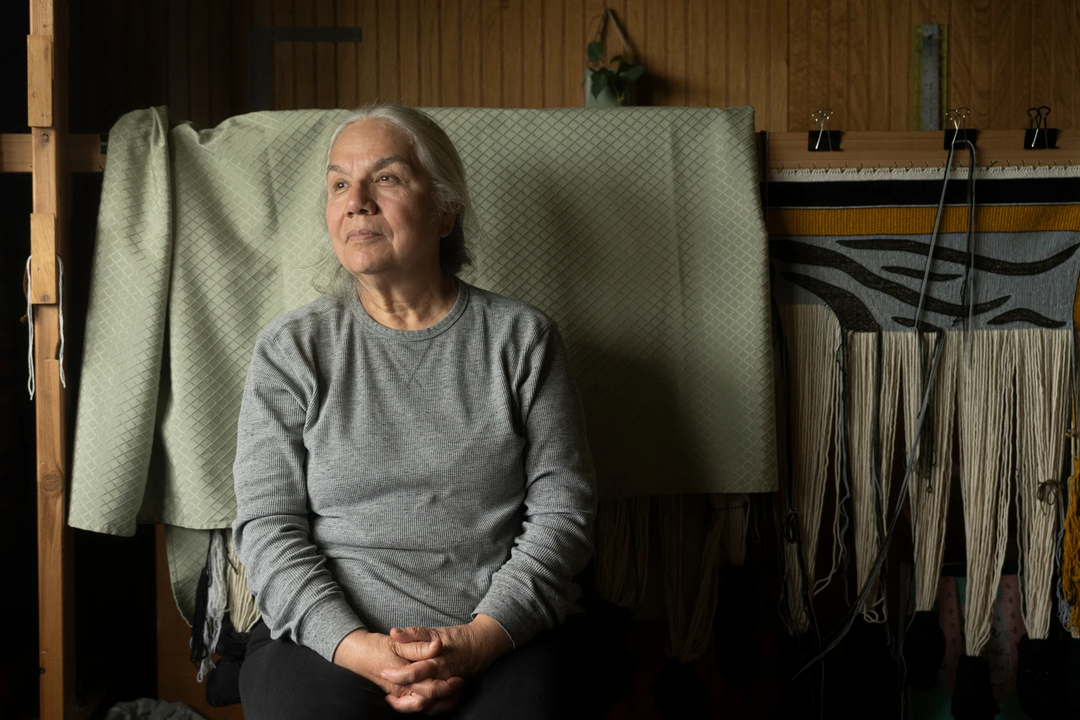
[610,54,626,65]
[587,41,605,64]
[625,65,645,82]
[590,70,609,98]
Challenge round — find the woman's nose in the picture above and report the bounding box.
[347,184,376,215]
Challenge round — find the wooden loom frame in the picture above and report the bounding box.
[4,2,1078,715]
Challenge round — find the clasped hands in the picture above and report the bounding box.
[333,613,513,715]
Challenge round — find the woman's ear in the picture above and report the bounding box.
[439,207,459,238]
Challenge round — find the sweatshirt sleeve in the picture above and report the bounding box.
[231,333,364,663]
[472,322,598,647]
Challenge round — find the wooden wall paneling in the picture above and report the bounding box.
[500,0,522,107]
[667,0,688,107]
[1030,0,1052,110]
[888,0,910,130]
[827,0,848,130]
[584,0,605,102]
[190,0,212,126]
[727,0,747,108]
[847,0,868,130]
[522,0,543,107]
[623,0,646,100]
[542,0,563,107]
[989,0,1012,128]
[210,0,233,123]
[687,0,708,107]
[399,0,421,106]
[294,0,315,109]
[378,0,400,102]
[970,0,990,128]
[273,0,295,109]
[168,0,191,120]
[419,0,439,105]
[643,0,666,104]
[807,0,828,121]
[336,0,358,108]
[747,0,769,127]
[359,0,378,104]
[948,0,971,118]
[1009,0,1032,129]
[462,0,482,106]
[768,0,789,130]
[483,0,503,106]
[1054,0,1076,129]
[230,0,251,117]
[442,0,462,106]
[316,0,336,108]
[788,0,808,130]
[562,0,583,107]
[866,0,888,130]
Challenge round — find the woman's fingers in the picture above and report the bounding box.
[390,627,443,661]
[383,678,465,713]
[382,658,442,684]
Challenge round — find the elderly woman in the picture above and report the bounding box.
[232,104,600,719]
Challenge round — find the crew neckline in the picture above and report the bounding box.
[347,280,470,342]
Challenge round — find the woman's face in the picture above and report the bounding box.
[325,120,456,284]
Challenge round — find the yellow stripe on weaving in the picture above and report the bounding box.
[767,205,1080,236]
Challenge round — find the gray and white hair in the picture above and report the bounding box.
[322,104,475,281]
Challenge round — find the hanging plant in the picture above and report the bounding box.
[587,42,644,106]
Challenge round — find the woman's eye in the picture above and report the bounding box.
[377,174,396,182]
[332,180,346,190]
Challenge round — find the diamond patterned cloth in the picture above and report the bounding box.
[70,107,776,580]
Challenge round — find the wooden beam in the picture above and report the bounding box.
[30,0,75,717]
[30,213,58,303]
[1,134,105,173]
[766,129,1080,170]
[27,34,53,127]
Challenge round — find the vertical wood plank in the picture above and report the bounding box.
[231,0,252,116]
[522,0,543,107]
[359,0,379,104]
[543,0,563,106]
[190,0,211,127]
[808,0,828,120]
[970,0,990,128]
[687,0,708,106]
[501,0,522,106]
[315,0,336,108]
[1009,0,1032,128]
[989,0,1012,127]
[624,0,647,101]
[419,0,440,105]
[442,0,462,105]
[1063,0,1080,129]
[848,0,868,130]
[747,0,769,126]
[866,0,888,129]
[767,0,788,129]
[1030,0,1052,109]
[563,0,584,106]
[294,0,315,109]
[483,0,503,106]
[827,0,848,129]
[273,0,295,109]
[209,0,232,124]
[462,0,482,105]
[399,0,421,105]
[948,0,972,118]
[888,0,910,129]
[644,0,666,104]
[667,0,688,106]
[788,0,808,129]
[727,0,746,107]
[337,0,359,108]
[376,0,399,102]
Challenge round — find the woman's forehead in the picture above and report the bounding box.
[330,120,417,167]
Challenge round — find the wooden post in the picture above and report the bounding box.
[29,0,75,717]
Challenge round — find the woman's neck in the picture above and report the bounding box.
[355,273,458,331]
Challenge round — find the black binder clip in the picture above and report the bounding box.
[808,108,841,151]
[944,107,976,149]
[1024,106,1057,149]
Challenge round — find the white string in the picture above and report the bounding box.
[25,256,34,399]
[197,529,229,682]
[23,254,67,398]
[226,529,261,633]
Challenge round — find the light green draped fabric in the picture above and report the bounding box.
[69,106,776,620]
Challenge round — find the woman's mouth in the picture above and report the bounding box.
[347,229,382,242]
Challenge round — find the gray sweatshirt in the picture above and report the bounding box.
[232,281,596,662]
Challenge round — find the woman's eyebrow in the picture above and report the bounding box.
[326,157,412,176]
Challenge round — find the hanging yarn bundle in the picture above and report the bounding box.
[777,304,842,636]
[902,331,959,690]
[1013,328,1070,719]
[595,498,651,609]
[190,529,229,683]
[953,330,1015,720]
[225,529,261,633]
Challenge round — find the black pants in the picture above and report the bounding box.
[239,614,610,720]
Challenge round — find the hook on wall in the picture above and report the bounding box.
[808,108,841,152]
[1025,106,1057,149]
